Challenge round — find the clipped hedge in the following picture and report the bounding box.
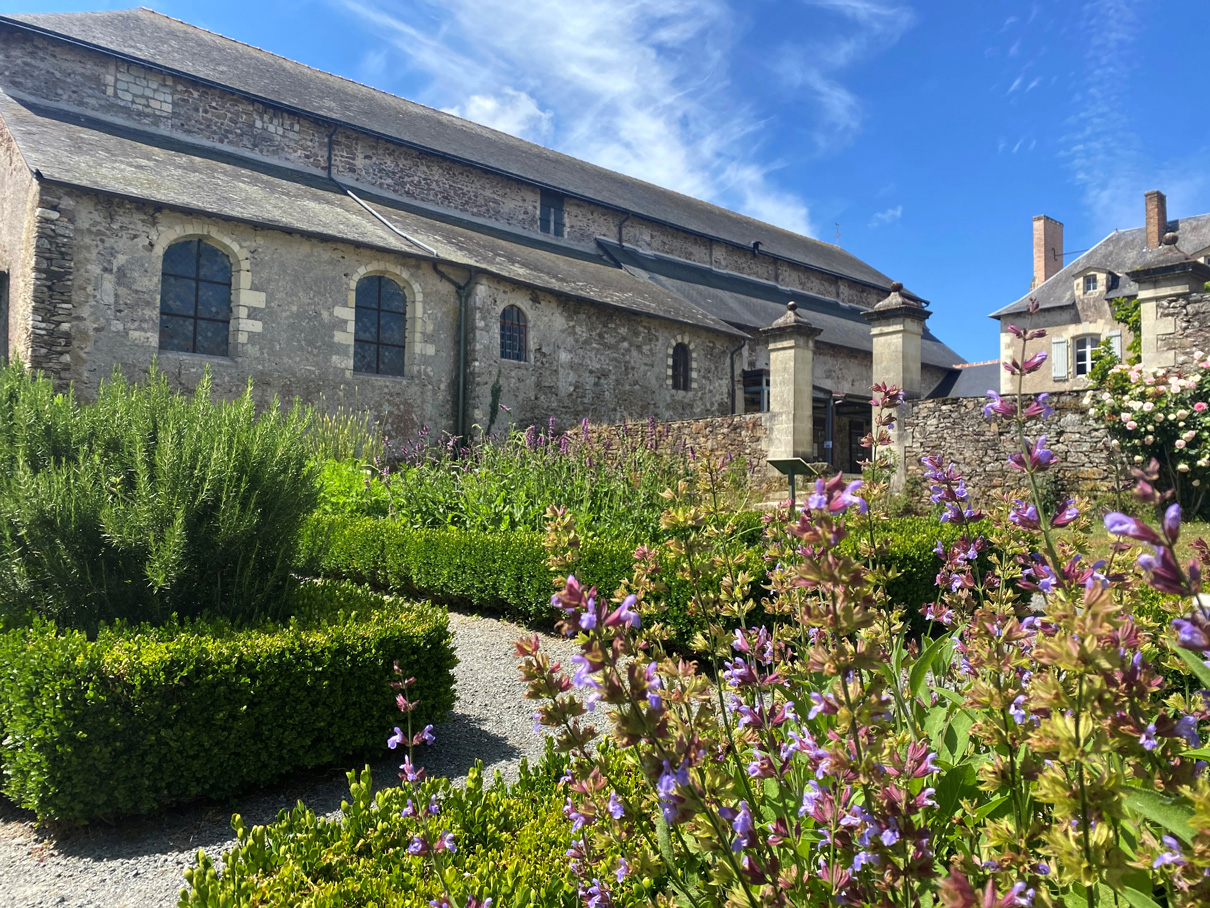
[182,744,652,908]
[298,515,979,641]
[299,517,635,624]
[0,581,456,824]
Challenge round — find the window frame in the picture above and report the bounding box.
[158,238,233,357]
[1073,334,1100,378]
[353,274,408,377]
[742,368,769,412]
[539,189,565,237]
[499,304,527,362]
[1083,273,1099,293]
[671,342,691,392]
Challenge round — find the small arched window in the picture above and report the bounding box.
[500,305,527,362]
[159,239,232,356]
[671,342,691,391]
[354,275,406,376]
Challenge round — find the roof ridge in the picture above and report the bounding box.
[6,7,884,284]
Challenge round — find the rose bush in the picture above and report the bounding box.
[1086,355,1210,516]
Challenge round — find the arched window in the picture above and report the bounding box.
[353,275,406,376]
[671,342,691,391]
[500,305,527,362]
[159,239,232,356]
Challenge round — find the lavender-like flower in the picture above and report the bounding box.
[1152,835,1186,868]
[387,726,407,750]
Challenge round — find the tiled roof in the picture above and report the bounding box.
[2,7,897,291]
[0,91,746,337]
[991,212,1210,318]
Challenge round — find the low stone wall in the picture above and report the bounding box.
[587,412,787,498]
[900,391,1118,506]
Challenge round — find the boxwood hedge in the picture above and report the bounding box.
[299,515,990,642]
[0,580,456,824]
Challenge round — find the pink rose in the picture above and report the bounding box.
[1195,402,1208,412]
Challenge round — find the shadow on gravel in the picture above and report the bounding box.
[3,712,521,864]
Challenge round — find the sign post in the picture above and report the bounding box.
[767,457,815,520]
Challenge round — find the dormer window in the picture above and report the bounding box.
[1083,274,1098,293]
[540,189,565,237]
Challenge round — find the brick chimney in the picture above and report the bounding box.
[1145,190,1168,249]
[1031,215,1063,289]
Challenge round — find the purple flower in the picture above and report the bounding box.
[564,796,591,831]
[1024,392,1054,420]
[983,390,1017,419]
[435,831,456,853]
[851,850,877,871]
[1009,499,1040,530]
[1177,716,1201,747]
[407,835,429,855]
[608,791,624,819]
[387,726,407,750]
[1140,723,1159,751]
[400,798,416,818]
[1009,695,1028,725]
[1163,503,1182,543]
[880,818,900,846]
[729,801,755,852]
[1050,499,1079,528]
[614,857,630,883]
[1153,835,1186,868]
[1008,882,1036,907]
[427,796,441,816]
[400,756,423,782]
[606,594,640,629]
[416,724,435,746]
[799,780,822,817]
[1104,512,1163,546]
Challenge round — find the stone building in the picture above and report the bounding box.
[991,191,1210,394]
[0,8,970,469]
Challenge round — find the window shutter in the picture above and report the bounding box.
[1107,330,1122,358]
[1051,336,1069,380]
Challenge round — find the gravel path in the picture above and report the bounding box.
[0,611,578,908]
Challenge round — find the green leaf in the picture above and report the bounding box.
[909,633,952,701]
[1172,646,1210,690]
[1118,877,1163,908]
[1122,785,1196,844]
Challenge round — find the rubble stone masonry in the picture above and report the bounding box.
[900,391,1117,507]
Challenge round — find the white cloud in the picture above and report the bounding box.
[445,90,553,145]
[868,204,902,227]
[333,0,828,235]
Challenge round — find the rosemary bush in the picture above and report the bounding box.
[0,363,319,632]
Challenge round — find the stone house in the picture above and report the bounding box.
[991,191,1210,394]
[0,8,971,472]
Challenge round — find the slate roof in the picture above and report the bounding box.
[0,91,745,337]
[601,241,965,369]
[1,7,897,291]
[926,361,999,399]
[991,213,1210,318]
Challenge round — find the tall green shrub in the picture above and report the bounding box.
[0,363,320,632]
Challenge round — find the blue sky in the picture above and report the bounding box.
[4,0,1209,361]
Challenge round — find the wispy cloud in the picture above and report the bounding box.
[772,1,915,151]
[333,0,836,236]
[869,204,902,227]
[1062,0,1210,228]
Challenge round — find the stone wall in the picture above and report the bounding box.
[900,391,1117,506]
[0,118,36,364]
[28,186,75,388]
[42,190,739,438]
[468,278,734,430]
